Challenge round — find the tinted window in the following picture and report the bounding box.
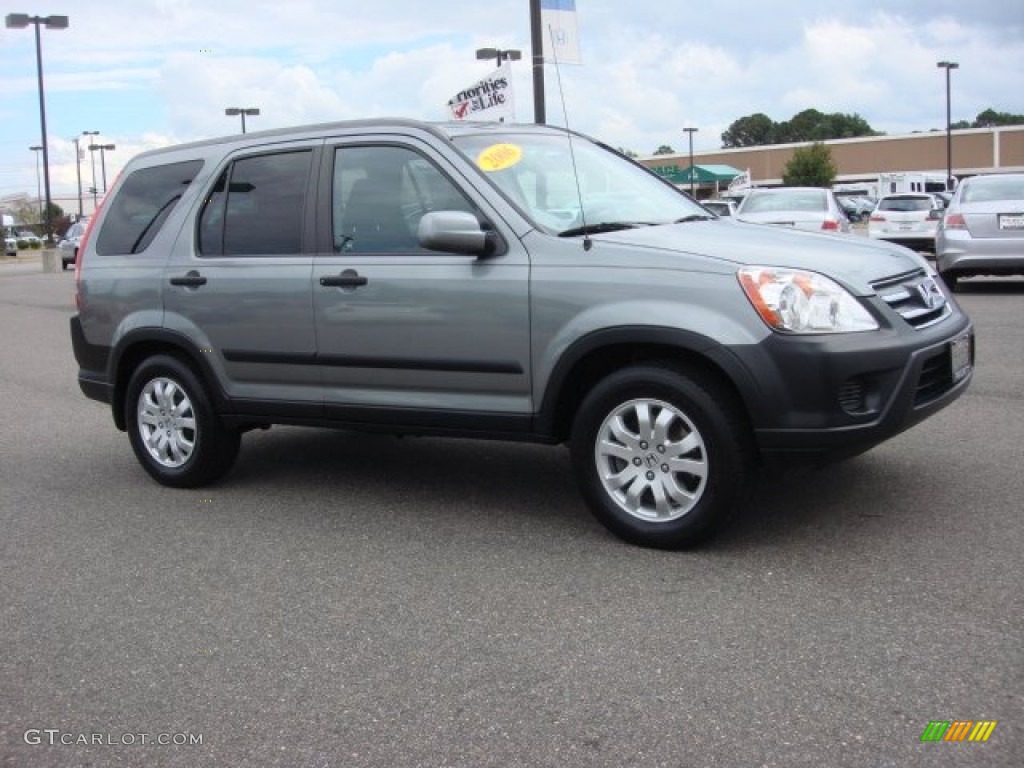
[199,150,312,256]
[332,145,479,254]
[742,190,826,213]
[878,196,933,212]
[961,177,1024,204]
[95,160,203,255]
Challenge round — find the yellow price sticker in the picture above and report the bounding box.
[477,143,523,172]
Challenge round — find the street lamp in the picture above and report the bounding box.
[683,127,699,197]
[6,12,70,245]
[937,61,959,191]
[71,136,84,217]
[225,107,260,134]
[29,145,44,229]
[89,144,116,193]
[476,47,522,65]
[82,131,99,211]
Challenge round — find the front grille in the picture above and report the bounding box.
[915,346,953,406]
[872,268,951,329]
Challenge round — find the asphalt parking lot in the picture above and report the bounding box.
[1,262,1021,767]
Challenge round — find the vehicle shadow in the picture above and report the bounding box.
[225,426,922,551]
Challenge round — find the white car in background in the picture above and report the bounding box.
[58,220,90,270]
[701,199,738,218]
[735,187,851,233]
[868,193,944,252]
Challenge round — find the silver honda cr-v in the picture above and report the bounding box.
[71,119,974,548]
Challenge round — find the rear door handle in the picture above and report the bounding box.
[169,270,207,287]
[320,270,368,288]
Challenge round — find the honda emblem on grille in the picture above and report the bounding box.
[916,279,944,309]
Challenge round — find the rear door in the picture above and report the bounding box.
[162,140,322,417]
[311,135,532,431]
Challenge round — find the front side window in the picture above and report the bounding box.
[332,145,480,254]
[198,150,312,256]
[451,132,708,234]
[95,160,203,255]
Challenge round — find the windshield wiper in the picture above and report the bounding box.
[558,221,649,238]
[673,214,715,224]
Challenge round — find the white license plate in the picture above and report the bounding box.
[898,223,914,231]
[950,333,972,382]
[998,214,1024,230]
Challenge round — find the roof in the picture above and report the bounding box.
[648,163,744,184]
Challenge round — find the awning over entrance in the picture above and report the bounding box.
[649,163,744,184]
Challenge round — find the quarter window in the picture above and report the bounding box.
[198,150,312,256]
[95,160,203,255]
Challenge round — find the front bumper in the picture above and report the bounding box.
[741,312,974,457]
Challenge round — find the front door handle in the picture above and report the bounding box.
[320,270,368,288]
[170,270,207,287]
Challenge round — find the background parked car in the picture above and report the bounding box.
[58,220,89,269]
[4,236,16,256]
[735,187,851,233]
[701,199,738,218]
[936,172,1024,290]
[868,193,944,252]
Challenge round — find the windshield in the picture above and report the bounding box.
[451,132,708,234]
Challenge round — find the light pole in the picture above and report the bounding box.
[225,107,260,134]
[683,127,699,197]
[529,0,545,124]
[82,131,99,211]
[89,144,115,193]
[937,61,959,191]
[6,13,70,244]
[72,136,84,218]
[29,145,44,229]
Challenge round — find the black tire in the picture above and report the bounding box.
[939,270,959,292]
[570,363,752,549]
[125,355,239,487]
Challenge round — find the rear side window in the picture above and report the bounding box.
[95,160,203,255]
[198,150,312,256]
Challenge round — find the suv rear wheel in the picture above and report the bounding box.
[570,364,751,549]
[125,355,240,487]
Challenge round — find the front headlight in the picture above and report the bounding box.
[738,267,878,333]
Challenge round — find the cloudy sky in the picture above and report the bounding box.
[1,0,1022,209]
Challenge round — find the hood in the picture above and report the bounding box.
[590,220,926,295]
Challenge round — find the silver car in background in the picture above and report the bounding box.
[937,173,1024,290]
[735,187,851,233]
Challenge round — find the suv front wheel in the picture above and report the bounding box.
[570,364,751,549]
[125,355,240,487]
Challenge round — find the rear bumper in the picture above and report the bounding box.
[70,315,112,404]
[937,236,1024,275]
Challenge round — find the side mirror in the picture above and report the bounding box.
[417,210,497,257]
[928,208,944,220]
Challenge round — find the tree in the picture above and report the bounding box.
[782,143,837,187]
[652,145,676,155]
[969,108,1024,127]
[721,113,775,148]
[722,109,879,148]
[616,147,638,158]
